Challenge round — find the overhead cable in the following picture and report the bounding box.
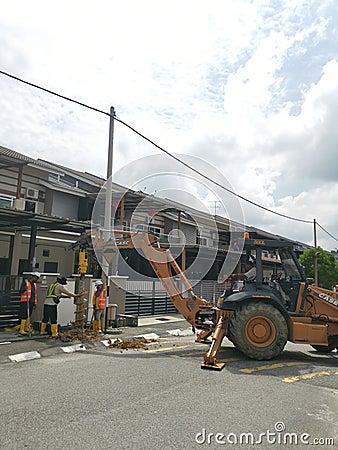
[0,70,110,117]
[114,115,312,223]
[316,222,338,243]
[0,69,321,225]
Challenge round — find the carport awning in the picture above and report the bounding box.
[0,207,90,233]
[39,180,87,197]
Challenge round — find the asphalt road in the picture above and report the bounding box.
[0,321,337,449]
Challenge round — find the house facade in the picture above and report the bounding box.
[1,145,311,279]
[0,146,103,276]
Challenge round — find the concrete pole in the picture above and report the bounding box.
[104,106,115,236]
[103,107,115,330]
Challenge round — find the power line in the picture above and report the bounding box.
[317,222,338,243]
[114,115,312,224]
[0,69,320,226]
[0,69,111,118]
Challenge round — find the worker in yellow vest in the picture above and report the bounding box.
[18,272,40,335]
[40,276,86,338]
[92,280,106,333]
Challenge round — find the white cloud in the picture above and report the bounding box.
[0,0,338,250]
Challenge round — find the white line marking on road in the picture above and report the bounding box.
[167,328,194,336]
[61,344,86,353]
[8,351,41,362]
[134,333,159,340]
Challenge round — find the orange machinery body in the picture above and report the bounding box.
[289,284,338,346]
[87,229,338,369]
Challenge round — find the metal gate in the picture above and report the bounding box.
[0,276,22,329]
[124,281,177,316]
[124,280,223,316]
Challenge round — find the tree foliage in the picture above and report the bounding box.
[299,247,338,290]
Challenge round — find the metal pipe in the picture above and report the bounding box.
[314,219,318,286]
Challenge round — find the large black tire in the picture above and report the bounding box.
[229,302,288,360]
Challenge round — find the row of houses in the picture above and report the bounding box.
[0,144,311,281]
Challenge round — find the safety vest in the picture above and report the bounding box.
[20,281,38,305]
[93,290,106,310]
[46,283,60,304]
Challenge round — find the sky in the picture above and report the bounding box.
[1,0,338,250]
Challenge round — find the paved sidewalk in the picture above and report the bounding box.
[0,314,189,364]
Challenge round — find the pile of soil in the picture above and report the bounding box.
[107,337,158,349]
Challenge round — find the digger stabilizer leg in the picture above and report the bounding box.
[201,315,228,370]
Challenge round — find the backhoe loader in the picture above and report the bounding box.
[76,229,338,370]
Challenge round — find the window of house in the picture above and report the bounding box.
[44,261,58,273]
[0,195,14,208]
[134,224,161,237]
[24,200,37,212]
[149,226,161,237]
[196,236,208,246]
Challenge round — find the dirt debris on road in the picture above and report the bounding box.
[58,328,159,349]
[59,328,102,343]
[107,337,158,350]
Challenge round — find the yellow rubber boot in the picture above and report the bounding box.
[25,319,33,333]
[97,319,102,333]
[40,322,48,335]
[19,320,28,335]
[92,320,97,332]
[51,324,59,338]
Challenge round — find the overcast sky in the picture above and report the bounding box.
[1,0,338,250]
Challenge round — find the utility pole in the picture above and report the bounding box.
[104,106,115,239]
[313,218,318,286]
[103,106,115,331]
[209,200,220,216]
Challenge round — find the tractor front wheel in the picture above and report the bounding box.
[229,302,288,360]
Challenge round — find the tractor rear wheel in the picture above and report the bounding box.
[229,302,288,360]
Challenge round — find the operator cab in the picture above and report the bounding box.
[268,247,305,310]
[218,237,306,312]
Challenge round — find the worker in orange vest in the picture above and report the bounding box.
[18,272,40,335]
[92,280,106,333]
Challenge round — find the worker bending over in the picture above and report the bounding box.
[92,280,106,333]
[40,276,86,338]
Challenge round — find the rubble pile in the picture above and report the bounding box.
[107,337,158,349]
[59,328,102,343]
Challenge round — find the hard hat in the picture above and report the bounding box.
[95,279,103,287]
[31,272,40,278]
[57,276,68,285]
